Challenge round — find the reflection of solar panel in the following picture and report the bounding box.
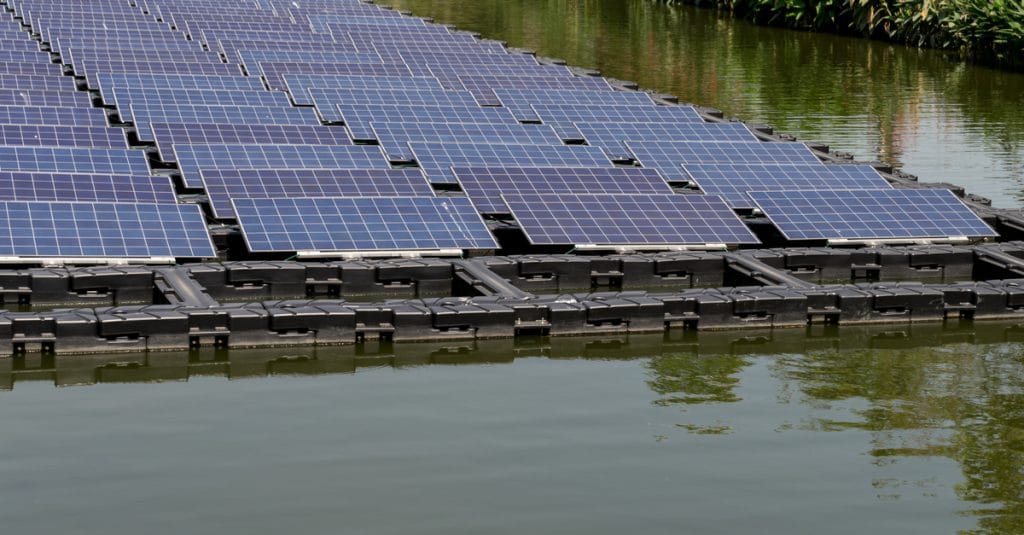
[503,193,760,247]
[371,122,564,161]
[749,189,998,241]
[0,125,126,148]
[0,201,215,259]
[311,88,479,122]
[336,103,518,141]
[234,197,498,253]
[284,74,444,105]
[683,163,893,209]
[151,123,352,163]
[96,73,264,104]
[0,147,150,175]
[575,123,758,160]
[129,104,321,142]
[452,166,672,214]
[494,88,652,121]
[409,142,614,183]
[0,172,176,203]
[626,141,822,180]
[201,168,434,219]
[173,144,388,188]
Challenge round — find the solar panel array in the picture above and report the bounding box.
[0,0,989,261]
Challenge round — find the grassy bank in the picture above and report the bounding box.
[666,0,1024,69]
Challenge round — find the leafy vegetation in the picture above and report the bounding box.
[667,0,1024,68]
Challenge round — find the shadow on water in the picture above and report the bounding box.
[378,0,1024,207]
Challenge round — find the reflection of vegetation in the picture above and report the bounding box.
[646,352,748,434]
[778,344,1024,533]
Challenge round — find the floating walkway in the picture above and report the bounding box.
[0,0,1021,354]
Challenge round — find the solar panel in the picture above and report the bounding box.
[96,73,264,104]
[682,163,894,209]
[0,147,149,175]
[65,48,219,72]
[201,168,434,219]
[0,88,89,108]
[0,201,215,259]
[217,38,356,57]
[0,74,78,92]
[234,196,497,253]
[456,74,613,106]
[576,123,759,160]
[258,61,412,91]
[530,103,705,139]
[371,122,564,162]
[0,50,62,63]
[430,64,574,92]
[398,50,539,68]
[0,125,126,148]
[284,74,444,105]
[749,189,998,241]
[371,41,509,58]
[150,123,352,162]
[0,62,64,77]
[626,141,822,180]
[173,143,389,188]
[310,87,479,122]
[129,104,321,142]
[503,193,760,247]
[494,88,654,121]
[309,14,425,31]
[336,103,519,142]
[0,171,176,203]
[408,142,614,183]
[112,87,290,116]
[235,50,383,69]
[452,166,674,214]
[78,60,242,88]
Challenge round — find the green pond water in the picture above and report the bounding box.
[5,1,1024,533]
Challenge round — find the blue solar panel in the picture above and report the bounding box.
[682,163,894,209]
[129,104,321,142]
[503,193,760,247]
[217,38,355,57]
[336,103,519,142]
[201,168,434,219]
[0,74,77,92]
[408,142,614,183]
[575,123,758,160]
[309,14,426,31]
[0,88,91,108]
[310,87,479,122]
[371,41,510,58]
[236,50,384,69]
[112,87,290,116]
[0,105,110,127]
[493,88,652,121]
[79,60,242,88]
[0,201,215,259]
[234,197,498,253]
[456,74,613,106]
[173,144,389,189]
[0,147,150,175]
[150,123,352,163]
[371,122,564,162]
[452,166,673,214]
[65,49,219,73]
[0,125,126,148]
[283,74,444,105]
[0,62,64,77]
[0,172,176,203]
[531,103,705,139]
[749,189,997,241]
[96,72,264,105]
[626,141,822,180]
[257,61,413,91]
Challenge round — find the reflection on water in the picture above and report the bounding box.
[378,0,1024,207]
[3,323,1024,531]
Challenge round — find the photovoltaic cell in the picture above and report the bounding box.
[575,122,759,160]
[150,123,352,163]
[336,103,519,141]
[0,171,176,203]
[452,166,673,214]
[0,89,92,107]
[748,189,998,241]
[284,74,444,105]
[0,201,215,259]
[370,122,564,162]
[0,147,150,175]
[503,193,760,246]
[111,87,290,113]
[408,142,614,183]
[0,125,126,148]
[96,73,264,105]
[233,197,498,253]
[626,141,822,180]
[494,88,654,121]
[257,61,412,91]
[201,168,434,219]
[455,74,613,106]
[531,104,705,139]
[128,104,321,142]
[79,60,242,88]
[310,87,479,122]
[173,144,389,188]
[682,163,894,209]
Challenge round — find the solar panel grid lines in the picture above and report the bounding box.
[0,146,151,175]
[197,29,340,46]
[502,193,761,247]
[0,50,61,63]
[173,143,390,188]
[396,50,539,67]
[451,166,674,214]
[680,163,894,209]
[179,20,312,37]
[235,50,384,69]
[78,60,244,88]
[335,103,519,142]
[370,40,509,57]
[529,103,706,138]
[310,87,480,122]
[494,88,656,121]
[217,39,358,57]
[150,123,353,162]
[284,74,444,105]
[0,89,92,107]
[408,141,615,184]
[0,105,109,127]
[111,87,291,115]
[96,73,264,104]
[748,189,998,241]
[429,64,575,90]
[0,200,215,259]
[456,74,613,106]
[0,125,127,148]
[0,41,44,52]
[0,74,78,91]
[371,122,565,162]
[345,30,479,47]
[309,14,428,31]
[0,62,64,77]
[0,171,176,203]
[233,196,498,253]
[128,104,322,142]
[575,122,759,160]
[626,140,823,180]
[40,27,183,46]
[50,38,202,58]
[64,49,220,73]
[258,61,413,91]
[201,168,435,219]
